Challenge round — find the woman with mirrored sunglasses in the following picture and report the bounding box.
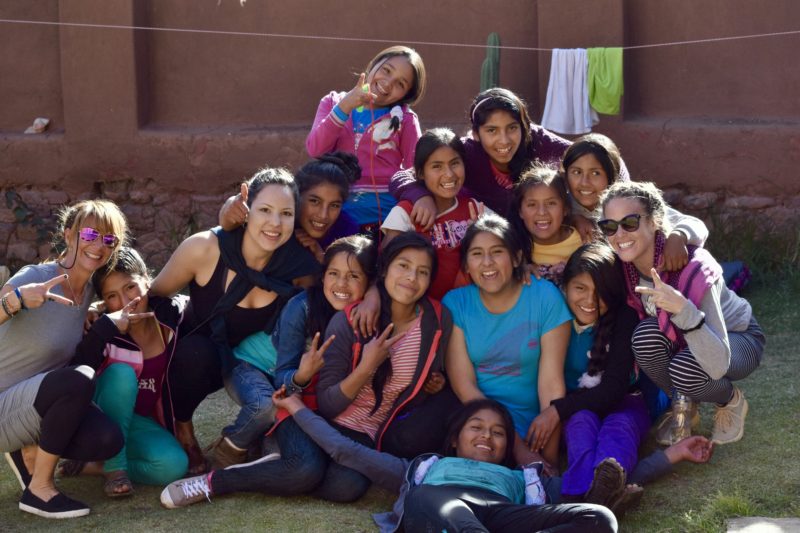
[0,199,129,519]
[599,181,764,448]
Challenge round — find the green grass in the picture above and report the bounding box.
[2,274,798,532]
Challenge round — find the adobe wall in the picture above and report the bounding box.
[1,0,797,269]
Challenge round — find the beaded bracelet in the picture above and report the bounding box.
[1,294,15,318]
[13,287,26,310]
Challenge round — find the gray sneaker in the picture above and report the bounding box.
[160,474,212,509]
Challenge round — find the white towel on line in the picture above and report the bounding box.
[541,48,598,135]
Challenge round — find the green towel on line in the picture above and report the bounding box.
[587,47,623,115]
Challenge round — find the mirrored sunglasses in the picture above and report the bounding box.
[597,214,643,237]
[79,227,119,248]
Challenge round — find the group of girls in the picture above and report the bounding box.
[0,44,763,531]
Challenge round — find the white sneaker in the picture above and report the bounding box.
[712,387,748,445]
[160,474,212,509]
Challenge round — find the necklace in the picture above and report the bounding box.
[60,265,84,304]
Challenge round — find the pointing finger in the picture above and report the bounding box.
[44,274,69,290]
[634,286,656,295]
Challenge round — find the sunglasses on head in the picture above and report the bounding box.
[597,214,643,237]
[79,227,119,248]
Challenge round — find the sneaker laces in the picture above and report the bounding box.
[714,404,735,432]
[180,477,211,502]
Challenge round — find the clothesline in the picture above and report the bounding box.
[1,18,799,52]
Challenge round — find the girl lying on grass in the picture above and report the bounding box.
[271,391,618,533]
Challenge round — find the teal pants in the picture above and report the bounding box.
[94,363,188,485]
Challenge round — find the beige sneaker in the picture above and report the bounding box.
[205,436,248,470]
[654,401,700,446]
[712,387,748,445]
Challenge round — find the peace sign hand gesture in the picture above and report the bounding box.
[105,296,155,334]
[634,268,689,315]
[15,274,74,308]
[339,73,377,114]
[295,332,336,386]
[361,323,405,371]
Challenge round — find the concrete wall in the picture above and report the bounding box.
[1,0,798,268]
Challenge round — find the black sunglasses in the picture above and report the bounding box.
[597,214,643,237]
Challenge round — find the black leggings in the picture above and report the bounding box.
[33,367,123,460]
[402,485,617,533]
[168,334,223,422]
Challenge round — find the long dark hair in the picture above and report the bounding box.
[469,88,534,180]
[443,398,516,468]
[562,242,626,376]
[306,235,377,338]
[369,232,436,415]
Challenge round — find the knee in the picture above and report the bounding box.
[581,504,618,533]
[95,419,125,459]
[51,366,96,402]
[281,452,326,493]
[631,318,664,354]
[567,410,600,428]
[99,363,138,393]
[150,447,189,485]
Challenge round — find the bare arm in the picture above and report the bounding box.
[445,325,485,403]
[535,320,570,464]
[150,231,218,297]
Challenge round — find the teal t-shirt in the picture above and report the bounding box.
[565,322,594,392]
[233,331,277,376]
[443,281,572,436]
[422,457,525,503]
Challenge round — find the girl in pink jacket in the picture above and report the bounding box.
[306,46,427,235]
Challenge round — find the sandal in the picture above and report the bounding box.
[104,471,134,498]
[55,459,86,478]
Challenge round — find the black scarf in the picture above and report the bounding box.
[209,226,320,372]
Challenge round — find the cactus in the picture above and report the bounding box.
[480,32,500,91]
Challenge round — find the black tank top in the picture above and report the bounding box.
[185,255,286,347]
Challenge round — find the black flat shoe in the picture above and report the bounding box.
[19,488,90,519]
[4,451,31,490]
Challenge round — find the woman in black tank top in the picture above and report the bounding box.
[150,168,319,474]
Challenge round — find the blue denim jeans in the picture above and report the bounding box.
[211,416,372,502]
[223,361,276,448]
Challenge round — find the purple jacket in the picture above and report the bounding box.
[389,125,630,218]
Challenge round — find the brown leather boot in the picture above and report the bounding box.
[205,436,248,470]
